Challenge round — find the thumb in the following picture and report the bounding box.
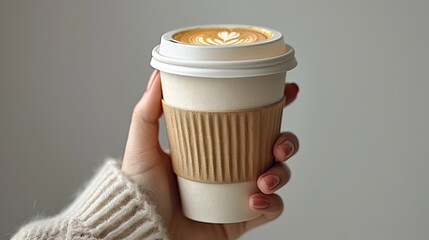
[122,70,163,169]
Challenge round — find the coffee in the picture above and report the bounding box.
[151,24,297,223]
[172,27,272,46]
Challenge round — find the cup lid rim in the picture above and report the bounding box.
[150,44,297,78]
[151,44,296,69]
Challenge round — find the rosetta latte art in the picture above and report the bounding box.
[192,31,258,45]
[173,27,272,46]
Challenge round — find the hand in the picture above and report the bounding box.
[121,70,299,240]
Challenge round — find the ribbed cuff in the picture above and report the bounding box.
[62,159,169,240]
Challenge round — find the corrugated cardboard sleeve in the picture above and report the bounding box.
[162,98,284,184]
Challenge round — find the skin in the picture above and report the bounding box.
[121,70,299,240]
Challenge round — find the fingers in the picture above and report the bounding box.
[236,111,299,233]
[257,132,298,194]
[284,83,299,107]
[257,162,291,194]
[122,70,163,169]
[273,132,299,162]
[245,193,284,230]
[227,194,284,239]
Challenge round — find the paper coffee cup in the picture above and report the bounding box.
[151,24,297,223]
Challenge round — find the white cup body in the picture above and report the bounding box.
[161,72,286,111]
[161,72,286,223]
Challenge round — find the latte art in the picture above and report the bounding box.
[173,27,272,46]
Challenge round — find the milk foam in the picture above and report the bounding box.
[173,27,271,46]
[192,31,259,45]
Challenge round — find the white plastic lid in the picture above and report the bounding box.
[150,24,297,78]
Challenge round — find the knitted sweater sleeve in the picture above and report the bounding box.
[11,160,169,240]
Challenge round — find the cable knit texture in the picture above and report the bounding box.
[11,160,169,240]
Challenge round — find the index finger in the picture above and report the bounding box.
[284,83,299,107]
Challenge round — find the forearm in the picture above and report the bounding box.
[12,160,168,240]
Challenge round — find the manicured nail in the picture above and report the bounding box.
[252,196,270,209]
[292,83,300,93]
[263,175,280,190]
[146,70,159,92]
[280,140,295,160]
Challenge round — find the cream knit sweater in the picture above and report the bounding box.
[12,160,169,240]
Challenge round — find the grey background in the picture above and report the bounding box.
[1,0,428,239]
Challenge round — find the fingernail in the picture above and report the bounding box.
[146,70,159,92]
[280,140,295,160]
[292,83,300,93]
[263,175,280,190]
[252,197,270,209]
